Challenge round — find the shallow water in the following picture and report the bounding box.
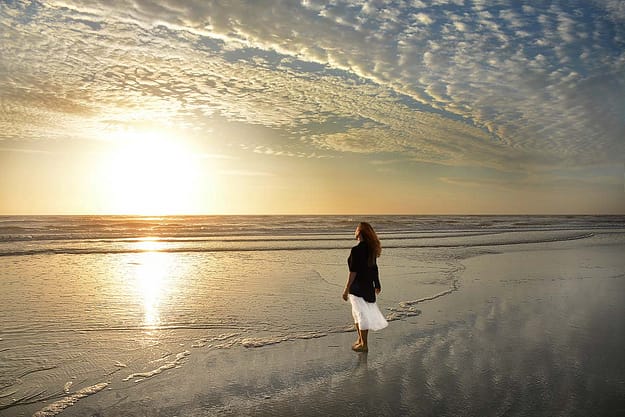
[1,215,624,416]
[164,242,625,417]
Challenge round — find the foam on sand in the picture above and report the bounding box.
[31,382,109,417]
[122,350,190,383]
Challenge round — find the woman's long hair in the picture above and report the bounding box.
[358,222,381,266]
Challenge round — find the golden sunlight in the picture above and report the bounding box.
[134,237,166,252]
[103,131,201,215]
[134,250,171,329]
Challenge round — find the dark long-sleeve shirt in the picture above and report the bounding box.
[348,241,381,303]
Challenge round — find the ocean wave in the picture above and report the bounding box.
[0,231,597,257]
[1,215,623,244]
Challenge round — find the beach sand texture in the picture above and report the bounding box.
[0,216,623,416]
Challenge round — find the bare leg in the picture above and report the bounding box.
[353,328,369,352]
[352,323,362,349]
[360,330,369,351]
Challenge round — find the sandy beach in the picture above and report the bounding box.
[6,225,623,417]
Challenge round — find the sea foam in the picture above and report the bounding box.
[31,382,109,417]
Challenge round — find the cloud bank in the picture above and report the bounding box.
[1,0,624,173]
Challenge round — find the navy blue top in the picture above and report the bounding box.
[348,241,381,303]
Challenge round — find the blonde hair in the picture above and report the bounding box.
[358,222,381,265]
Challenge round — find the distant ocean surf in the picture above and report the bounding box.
[0,215,617,256]
[1,215,623,416]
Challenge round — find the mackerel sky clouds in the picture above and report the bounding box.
[1,1,624,214]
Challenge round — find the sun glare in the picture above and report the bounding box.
[134,250,170,329]
[104,132,201,215]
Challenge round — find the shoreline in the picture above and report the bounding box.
[26,234,625,416]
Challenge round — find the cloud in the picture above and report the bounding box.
[0,147,56,155]
[1,0,624,177]
[441,162,624,192]
[414,13,434,25]
[251,145,333,159]
[217,170,274,177]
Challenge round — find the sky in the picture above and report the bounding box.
[1,0,624,215]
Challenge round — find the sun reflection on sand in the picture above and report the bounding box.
[133,242,172,330]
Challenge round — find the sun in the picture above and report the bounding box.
[103,131,201,215]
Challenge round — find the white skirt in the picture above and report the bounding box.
[348,294,389,331]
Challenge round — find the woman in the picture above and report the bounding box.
[342,222,388,352]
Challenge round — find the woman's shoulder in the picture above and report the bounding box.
[351,241,369,255]
[352,240,368,250]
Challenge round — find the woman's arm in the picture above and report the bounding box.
[342,271,357,301]
[373,267,381,294]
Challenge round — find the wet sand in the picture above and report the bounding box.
[11,233,625,417]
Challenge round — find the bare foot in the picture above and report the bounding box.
[352,341,362,349]
[352,345,368,353]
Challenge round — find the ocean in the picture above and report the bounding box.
[1,215,624,416]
